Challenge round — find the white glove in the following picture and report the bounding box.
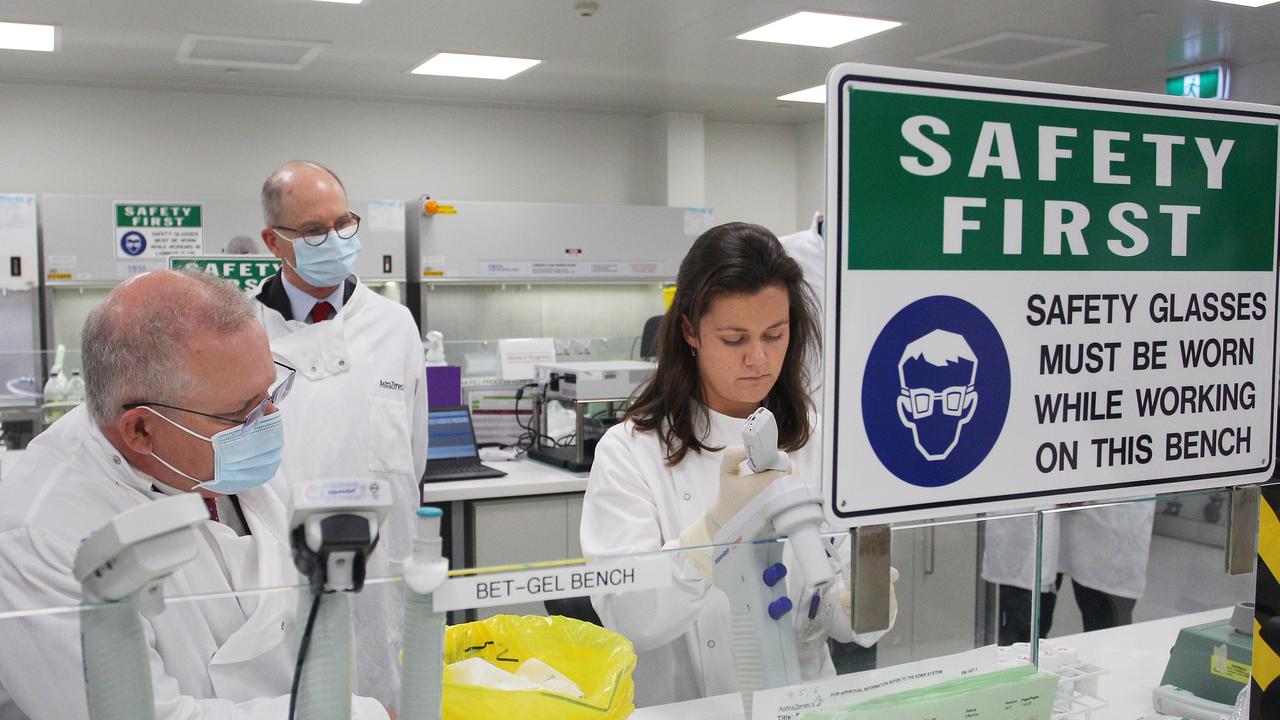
[677,445,792,578]
[795,582,840,680]
[836,565,899,647]
[794,558,899,679]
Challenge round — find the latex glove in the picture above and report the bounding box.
[795,583,839,680]
[677,444,792,578]
[835,565,899,647]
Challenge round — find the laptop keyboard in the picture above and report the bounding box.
[428,458,484,473]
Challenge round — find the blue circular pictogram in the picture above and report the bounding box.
[120,231,147,257]
[861,295,1010,488]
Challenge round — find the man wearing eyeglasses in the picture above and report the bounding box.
[0,269,392,719]
[254,160,427,710]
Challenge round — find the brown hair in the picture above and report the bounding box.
[628,222,820,465]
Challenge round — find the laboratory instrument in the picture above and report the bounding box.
[288,479,392,720]
[1152,601,1253,718]
[528,360,654,471]
[398,506,450,720]
[74,494,208,720]
[712,407,834,715]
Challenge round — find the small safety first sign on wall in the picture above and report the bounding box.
[115,203,203,260]
[822,64,1280,526]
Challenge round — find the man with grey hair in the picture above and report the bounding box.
[255,160,427,709]
[0,269,392,719]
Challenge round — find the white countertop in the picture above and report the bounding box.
[421,457,588,503]
[1052,606,1234,719]
[632,606,1236,720]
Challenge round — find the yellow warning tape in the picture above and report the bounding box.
[1255,492,1280,692]
[1260,496,1280,583]
[1254,618,1280,691]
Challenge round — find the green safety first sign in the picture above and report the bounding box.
[822,64,1280,526]
[169,256,282,291]
[115,203,204,260]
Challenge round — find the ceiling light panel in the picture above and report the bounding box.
[918,32,1105,70]
[778,85,825,104]
[410,52,541,80]
[737,11,900,49]
[311,0,366,4]
[0,21,57,52]
[176,34,327,70]
[1203,0,1280,6]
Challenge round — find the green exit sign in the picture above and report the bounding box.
[1166,64,1228,100]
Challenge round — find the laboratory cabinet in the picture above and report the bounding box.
[40,194,405,288]
[471,492,584,619]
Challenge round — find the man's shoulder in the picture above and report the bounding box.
[351,284,419,337]
[1,451,103,542]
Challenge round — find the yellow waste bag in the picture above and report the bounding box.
[442,614,636,719]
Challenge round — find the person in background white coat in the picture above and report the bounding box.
[778,212,825,397]
[778,212,824,307]
[0,269,390,720]
[581,222,895,706]
[981,504,1155,642]
[254,160,427,708]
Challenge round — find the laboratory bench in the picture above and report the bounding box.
[632,606,1234,719]
[421,457,589,619]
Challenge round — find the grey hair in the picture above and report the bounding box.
[260,160,347,227]
[224,235,260,254]
[82,267,257,426]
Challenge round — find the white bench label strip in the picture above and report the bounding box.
[431,556,669,612]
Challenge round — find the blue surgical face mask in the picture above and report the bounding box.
[145,408,285,495]
[280,229,361,288]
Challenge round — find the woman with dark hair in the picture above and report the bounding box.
[580,222,894,706]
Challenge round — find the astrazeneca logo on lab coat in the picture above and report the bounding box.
[862,295,1011,488]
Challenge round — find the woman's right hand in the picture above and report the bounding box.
[705,445,793,536]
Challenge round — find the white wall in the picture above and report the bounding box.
[795,120,824,232]
[0,82,662,205]
[0,82,819,224]
[705,120,799,236]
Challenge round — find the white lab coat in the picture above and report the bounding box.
[0,406,387,720]
[981,504,1156,599]
[251,276,428,708]
[779,212,825,397]
[779,212,824,308]
[582,409,855,706]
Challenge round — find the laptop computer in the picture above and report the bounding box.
[423,405,508,482]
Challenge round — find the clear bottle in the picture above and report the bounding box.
[65,371,86,404]
[42,371,67,403]
[41,372,68,426]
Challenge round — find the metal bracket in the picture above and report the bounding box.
[1226,485,1260,576]
[850,524,892,634]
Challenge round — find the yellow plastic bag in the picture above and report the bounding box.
[442,614,636,720]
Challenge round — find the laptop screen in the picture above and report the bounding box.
[427,408,480,461]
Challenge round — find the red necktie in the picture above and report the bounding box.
[203,497,220,523]
[310,301,334,323]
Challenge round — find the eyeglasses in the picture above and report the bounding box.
[272,211,361,247]
[123,361,296,434]
[901,385,973,419]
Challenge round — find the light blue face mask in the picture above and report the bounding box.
[145,407,285,495]
[283,229,362,288]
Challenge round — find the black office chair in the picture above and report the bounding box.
[639,315,663,360]
[543,596,603,626]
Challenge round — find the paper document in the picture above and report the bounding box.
[751,645,1000,720]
